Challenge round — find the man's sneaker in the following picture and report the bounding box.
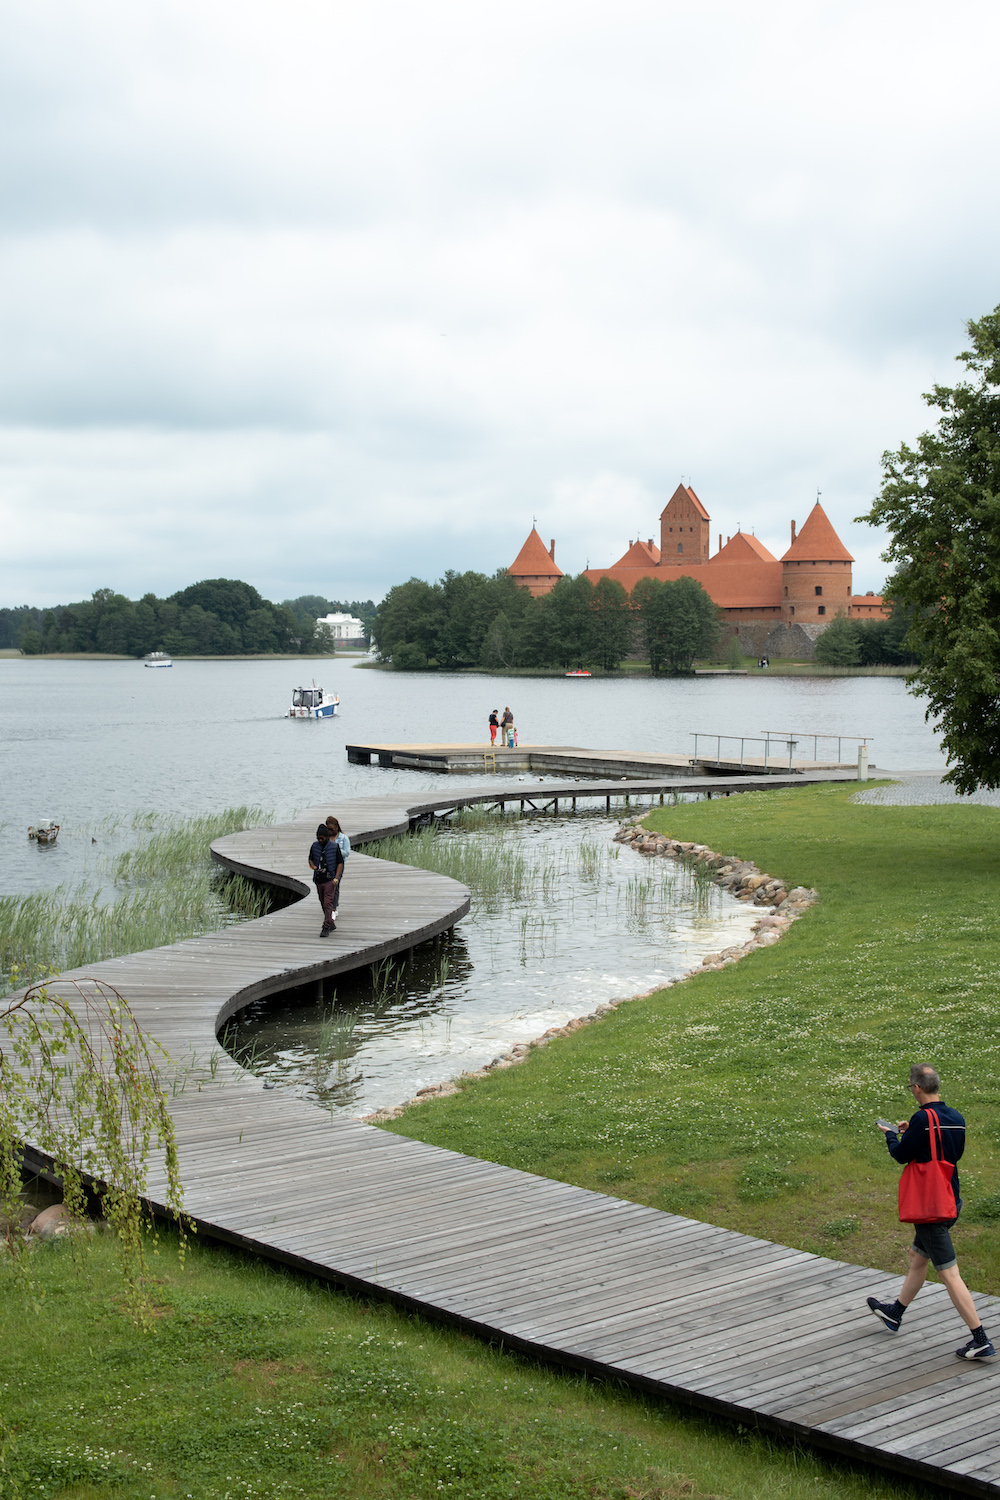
[867,1296,901,1332]
[320,925,333,938]
[956,1334,997,1360]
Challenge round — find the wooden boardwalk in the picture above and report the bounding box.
[18,778,1000,1496]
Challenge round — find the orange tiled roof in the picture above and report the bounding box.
[782,502,854,563]
[709,531,777,565]
[583,560,783,608]
[509,527,563,578]
[611,539,660,568]
[685,485,710,521]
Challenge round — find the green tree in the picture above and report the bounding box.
[372,578,445,662]
[633,575,719,674]
[19,629,41,655]
[813,612,861,666]
[860,303,1000,791]
[590,577,633,670]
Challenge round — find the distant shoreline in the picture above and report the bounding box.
[0,650,370,662]
[356,659,912,679]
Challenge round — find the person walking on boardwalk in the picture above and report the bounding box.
[489,709,499,745]
[500,706,513,747]
[866,1064,995,1359]
[325,816,351,920]
[308,823,344,937]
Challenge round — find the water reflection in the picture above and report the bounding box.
[226,812,762,1116]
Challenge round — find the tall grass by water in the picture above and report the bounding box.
[0,806,272,994]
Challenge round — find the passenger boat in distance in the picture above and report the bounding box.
[288,683,340,719]
[28,819,60,845]
[143,651,173,668]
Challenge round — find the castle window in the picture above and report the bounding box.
[677,543,683,553]
[783,587,787,597]
[790,606,795,616]
[815,586,822,596]
[818,606,826,616]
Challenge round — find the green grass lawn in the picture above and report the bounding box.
[1,1228,936,1500]
[383,783,1000,1293]
[6,783,998,1500]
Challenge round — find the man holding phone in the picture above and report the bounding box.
[866,1064,995,1359]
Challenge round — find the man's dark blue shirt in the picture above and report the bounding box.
[886,1102,965,1215]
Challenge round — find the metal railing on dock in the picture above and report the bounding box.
[691,730,873,770]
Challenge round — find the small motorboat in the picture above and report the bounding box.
[143,651,173,668]
[288,683,340,719]
[28,819,60,845]
[565,669,592,677]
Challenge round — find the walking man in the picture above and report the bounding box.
[867,1064,995,1359]
[308,823,343,938]
[500,706,513,747]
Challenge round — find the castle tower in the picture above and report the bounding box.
[659,483,710,564]
[508,526,563,597]
[780,502,853,623]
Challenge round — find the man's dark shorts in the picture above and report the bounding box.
[911,1222,957,1271]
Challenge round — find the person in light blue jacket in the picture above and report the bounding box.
[325,817,351,919]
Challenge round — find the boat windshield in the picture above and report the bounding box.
[292,689,322,708]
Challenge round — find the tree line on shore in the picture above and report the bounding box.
[0,583,376,657]
[373,568,913,673]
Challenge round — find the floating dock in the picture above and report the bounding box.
[346,741,862,776]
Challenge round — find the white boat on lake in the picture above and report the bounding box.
[143,651,173,668]
[288,684,340,719]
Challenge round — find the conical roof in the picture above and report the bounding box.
[508,527,563,577]
[781,502,854,563]
[611,538,660,568]
[710,530,776,564]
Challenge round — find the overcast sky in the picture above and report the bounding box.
[1,0,998,607]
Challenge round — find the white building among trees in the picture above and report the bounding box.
[316,611,368,649]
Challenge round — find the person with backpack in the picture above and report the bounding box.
[866,1063,995,1359]
[309,824,344,937]
[324,816,351,922]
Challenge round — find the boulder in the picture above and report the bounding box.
[28,1203,92,1239]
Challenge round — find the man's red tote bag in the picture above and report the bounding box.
[898,1108,956,1224]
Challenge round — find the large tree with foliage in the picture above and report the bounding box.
[633,574,719,674]
[861,304,1000,791]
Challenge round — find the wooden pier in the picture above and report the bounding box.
[17,778,1000,1497]
[345,741,863,776]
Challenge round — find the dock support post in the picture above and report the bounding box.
[571,796,576,810]
[553,798,558,814]
[659,792,664,805]
[606,795,611,812]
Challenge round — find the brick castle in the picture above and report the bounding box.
[507,483,887,657]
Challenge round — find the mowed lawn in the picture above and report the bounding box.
[384,783,1000,1293]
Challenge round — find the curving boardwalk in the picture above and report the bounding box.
[18,777,1000,1498]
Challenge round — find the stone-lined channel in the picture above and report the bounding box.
[224,810,763,1117]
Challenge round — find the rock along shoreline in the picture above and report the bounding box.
[362,821,817,1123]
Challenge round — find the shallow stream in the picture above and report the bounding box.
[226,811,761,1117]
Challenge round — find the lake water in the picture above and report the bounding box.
[0,656,945,1113]
[0,657,943,898]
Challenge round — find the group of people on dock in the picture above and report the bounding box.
[308,816,351,937]
[489,706,516,747]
